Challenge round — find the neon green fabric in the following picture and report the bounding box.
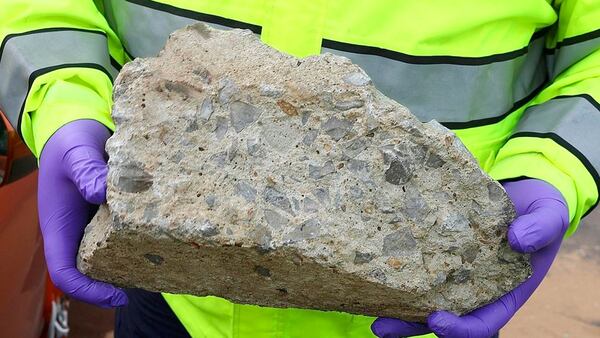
[489,48,600,234]
[322,0,555,57]
[22,69,116,157]
[2,0,599,337]
[458,0,600,233]
[162,294,376,338]
[156,0,557,58]
[550,0,600,47]
[0,0,125,156]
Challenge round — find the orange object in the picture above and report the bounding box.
[0,111,48,337]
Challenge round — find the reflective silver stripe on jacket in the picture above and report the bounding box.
[0,29,117,129]
[513,95,600,175]
[323,36,546,125]
[547,34,600,79]
[104,0,546,126]
[104,0,237,57]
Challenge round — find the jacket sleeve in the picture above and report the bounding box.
[489,0,600,236]
[0,0,126,157]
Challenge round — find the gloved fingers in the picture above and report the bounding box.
[38,120,123,307]
[507,199,567,254]
[39,159,127,308]
[422,179,568,338]
[371,317,431,338]
[64,144,109,204]
[428,311,493,338]
[437,270,547,338]
[42,204,128,308]
[41,120,111,205]
[449,234,565,338]
[48,263,128,308]
[509,236,564,301]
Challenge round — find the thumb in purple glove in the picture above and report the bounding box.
[38,119,128,307]
[372,179,569,338]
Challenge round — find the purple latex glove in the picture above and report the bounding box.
[371,178,569,338]
[38,119,128,307]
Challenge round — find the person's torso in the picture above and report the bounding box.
[99,1,557,337]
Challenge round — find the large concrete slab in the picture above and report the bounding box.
[78,24,530,322]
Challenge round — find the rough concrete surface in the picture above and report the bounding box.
[78,24,530,321]
[70,211,600,338]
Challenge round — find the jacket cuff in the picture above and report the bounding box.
[489,137,598,236]
[19,67,115,158]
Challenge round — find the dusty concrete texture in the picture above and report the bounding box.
[70,210,600,338]
[78,24,530,321]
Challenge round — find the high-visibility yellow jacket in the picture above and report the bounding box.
[1,1,599,337]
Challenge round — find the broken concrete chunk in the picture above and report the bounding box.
[78,24,530,322]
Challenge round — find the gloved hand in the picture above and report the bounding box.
[371,178,569,338]
[38,119,128,307]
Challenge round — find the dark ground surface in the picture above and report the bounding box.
[70,211,600,338]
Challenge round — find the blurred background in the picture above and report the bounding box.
[69,211,600,338]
